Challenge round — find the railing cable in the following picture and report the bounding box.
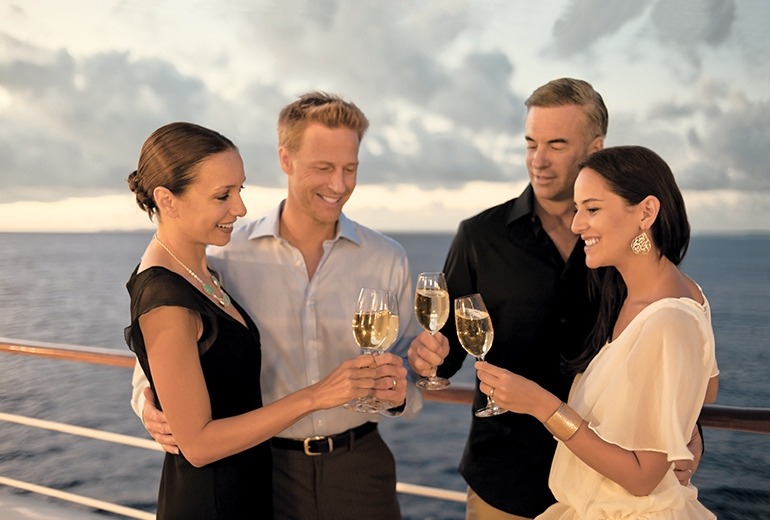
[0,476,155,520]
[0,412,163,452]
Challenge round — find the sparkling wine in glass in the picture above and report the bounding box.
[345,288,391,413]
[455,293,506,417]
[414,272,451,390]
[382,290,400,352]
[376,290,401,410]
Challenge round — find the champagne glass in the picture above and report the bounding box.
[382,290,400,352]
[376,291,401,410]
[455,293,506,417]
[345,288,391,413]
[414,272,451,390]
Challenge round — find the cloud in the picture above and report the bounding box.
[0,38,215,201]
[429,51,523,134]
[550,0,740,82]
[239,0,459,104]
[685,189,770,233]
[650,0,735,48]
[362,119,508,187]
[690,98,770,191]
[642,80,770,191]
[730,1,770,83]
[0,0,768,233]
[550,0,651,56]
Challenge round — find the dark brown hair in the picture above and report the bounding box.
[566,145,691,374]
[127,122,236,219]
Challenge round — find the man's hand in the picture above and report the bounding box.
[370,352,408,407]
[673,425,703,486]
[142,387,179,455]
[406,330,450,377]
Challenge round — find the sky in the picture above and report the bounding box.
[0,0,769,234]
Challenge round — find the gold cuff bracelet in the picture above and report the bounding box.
[544,402,583,442]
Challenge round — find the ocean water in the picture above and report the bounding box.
[0,231,768,519]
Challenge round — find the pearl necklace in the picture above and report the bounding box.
[153,234,231,308]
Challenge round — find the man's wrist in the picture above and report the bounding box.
[380,399,407,416]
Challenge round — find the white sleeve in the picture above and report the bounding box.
[583,304,714,461]
[382,249,423,419]
[130,360,150,423]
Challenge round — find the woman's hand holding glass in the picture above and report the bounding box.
[455,293,506,417]
[344,288,402,413]
[368,291,406,410]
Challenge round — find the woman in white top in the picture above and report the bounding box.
[476,145,719,519]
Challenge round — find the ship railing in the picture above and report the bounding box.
[1,338,769,519]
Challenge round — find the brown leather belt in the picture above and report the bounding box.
[271,422,377,456]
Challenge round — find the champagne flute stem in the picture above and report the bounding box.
[478,355,494,406]
[428,330,438,378]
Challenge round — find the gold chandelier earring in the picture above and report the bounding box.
[631,231,652,255]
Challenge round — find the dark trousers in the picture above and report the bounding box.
[271,429,401,520]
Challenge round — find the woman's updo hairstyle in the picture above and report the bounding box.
[127,122,236,220]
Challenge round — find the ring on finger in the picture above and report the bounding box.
[489,386,495,398]
[390,376,397,390]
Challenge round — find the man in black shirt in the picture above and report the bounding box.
[408,78,606,518]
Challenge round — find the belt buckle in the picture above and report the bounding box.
[303,435,333,456]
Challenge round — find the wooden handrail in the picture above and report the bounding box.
[0,338,135,368]
[2,337,769,434]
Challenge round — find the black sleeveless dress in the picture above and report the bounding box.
[125,266,273,519]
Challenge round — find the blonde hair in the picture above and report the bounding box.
[277,91,369,153]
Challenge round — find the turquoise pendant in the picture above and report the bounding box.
[208,275,231,307]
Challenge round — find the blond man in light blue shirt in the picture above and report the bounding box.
[133,92,421,520]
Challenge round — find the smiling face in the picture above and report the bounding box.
[525,105,603,205]
[279,123,359,233]
[571,167,644,269]
[174,148,247,248]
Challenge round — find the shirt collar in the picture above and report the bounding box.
[506,184,536,226]
[246,199,360,246]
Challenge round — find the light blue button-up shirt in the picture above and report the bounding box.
[207,201,422,439]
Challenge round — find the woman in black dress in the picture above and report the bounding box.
[125,122,379,519]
